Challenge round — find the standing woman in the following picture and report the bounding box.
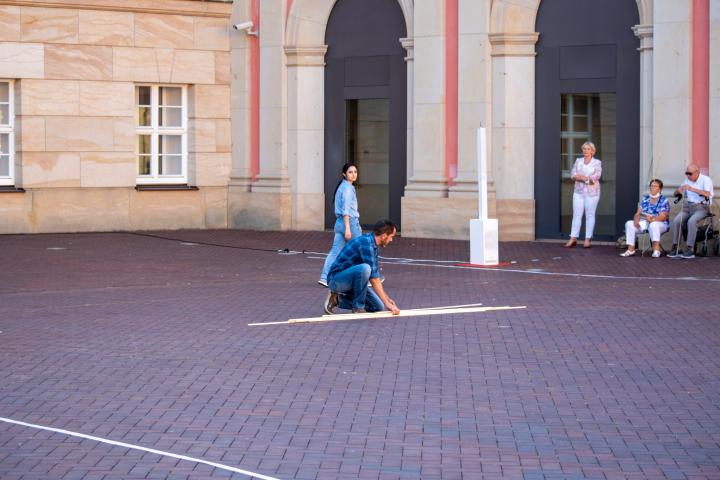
[565,141,602,248]
[319,163,362,287]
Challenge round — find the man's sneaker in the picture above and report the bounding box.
[681,249,695,259]
[667,246,680,258]
[318,279,328,287]
[323,291,338,314]
[351,308,366,314]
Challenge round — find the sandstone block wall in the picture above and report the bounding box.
[0,0,232,233]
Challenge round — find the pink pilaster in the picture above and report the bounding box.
[445,0,458,186]
[250,0,260,180]
[692,0,709,173]
[286,0,293,23]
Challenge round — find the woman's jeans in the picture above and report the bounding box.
[625,219,668,245]
[570,192,600,239]
[328,263,384,312]
[320,217,362,282]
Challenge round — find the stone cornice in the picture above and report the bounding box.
[632,24,654,51]
[284,45,328,67]
[0,0,232,18]
[488,32,540,57]
[400,37,414,61]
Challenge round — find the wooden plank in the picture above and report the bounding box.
[248,305,526,326]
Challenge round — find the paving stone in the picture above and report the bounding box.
[0,230,719,479]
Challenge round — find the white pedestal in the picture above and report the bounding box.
[469,218,499,265]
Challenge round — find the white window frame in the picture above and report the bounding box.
[0,79,15,186]
[560,93,593,179]
[135,84,188,184]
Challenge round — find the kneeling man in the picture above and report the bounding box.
[323,219,401,315]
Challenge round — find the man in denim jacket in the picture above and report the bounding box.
[323,219,401,315]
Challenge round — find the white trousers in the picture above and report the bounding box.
[570,192,600,239]
[625,219,668,246]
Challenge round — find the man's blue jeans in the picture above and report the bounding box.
[328,263,384,312]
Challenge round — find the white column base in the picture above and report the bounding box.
[469,218,499,265]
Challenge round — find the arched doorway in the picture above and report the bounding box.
[323,0,407,230]
[534,0,640,240]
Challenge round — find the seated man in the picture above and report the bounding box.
[668,164,714,259]
[323,219,401,315]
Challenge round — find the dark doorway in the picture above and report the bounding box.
[324,0,407,230]
[534,0,640,240]
[346,98,391,223]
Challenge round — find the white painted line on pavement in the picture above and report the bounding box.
[299,251,720,282]
[376,259,720,282]
[0,416,280,480]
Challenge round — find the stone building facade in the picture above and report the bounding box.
[1,0,718,241]
[0,0,233,232]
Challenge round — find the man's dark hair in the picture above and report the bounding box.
[373,219,397,236]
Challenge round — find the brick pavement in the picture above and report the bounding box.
[0,230,719,479]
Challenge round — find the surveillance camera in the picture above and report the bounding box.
[233,21,254,31]
[233,21,257,36]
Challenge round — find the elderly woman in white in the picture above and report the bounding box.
[619,179,670,258]
[564,141,602,248]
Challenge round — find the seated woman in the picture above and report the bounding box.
[620,179,670,258]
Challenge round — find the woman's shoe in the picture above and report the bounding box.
[564,239,577,248]
[619,249,636,257]
[583,239,592,248]
[651,250,662,258]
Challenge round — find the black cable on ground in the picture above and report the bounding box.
[127,231,292,254]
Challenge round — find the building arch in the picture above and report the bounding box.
[489,0,650,33]
[323,0,408,228]
[282,0,414,230]
[286,0,413,47]
[488,0,651,240]
[533,0,640,240]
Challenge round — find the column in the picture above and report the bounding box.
[653,0,692,184]
[229,0,253,190]
[488,32,539,240]
[450,0,492,204]
[404,1,447,197]
[710,0,719,185]
[285,45,327,230]
[229,0,292,230]
[400,37,414,191]
[633,24,654,188]
[691,0,709,174]
[253,0,290,193]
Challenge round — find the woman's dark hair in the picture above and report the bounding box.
[333,163,357,202]
[649,178,664,189]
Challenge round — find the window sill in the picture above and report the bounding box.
[0,186,26,193]
[135,184,199,192]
